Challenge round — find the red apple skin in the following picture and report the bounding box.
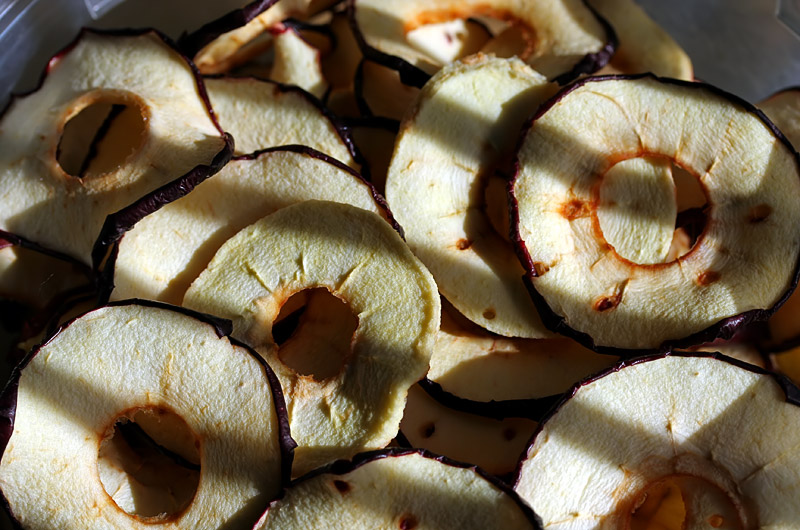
[508,73,800,357]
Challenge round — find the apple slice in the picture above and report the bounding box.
[349,0,616,87]
[255,449,543,529]
[101,146,391,304]
[757,88,800,351]
[182,0,338,74]
[511,75,800,352]
[760,88,800,148]
[385,55,557,338]
[514,353,800,529]
[205,75,356,165]
[0,29,232,266]
[588,0,693,80]
[183,200,440,477]
[399,383,538,477]
[0,301,291,529]
[268,23,329,98]
[430,301,618,404]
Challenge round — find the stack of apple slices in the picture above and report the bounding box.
[4,0,800,528]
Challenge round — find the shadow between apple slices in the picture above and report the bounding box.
[514,352,800,529]
[510,75,800,353]
[182,200,440,477]
[256,448,543,529]
[0,301,292,529]
[0,29,232,267]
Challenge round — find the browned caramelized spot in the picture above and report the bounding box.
[399,514,419,530]
[333,480,351,494]
[697,271,721,286]
[708,515,724,528]
[560,199,592,221]
[456,238,472,250]
[421,422,436,438]
[483,308,496,320]
[748,203,772,223]
[593,293,622,312]
[532,262,550,277]
[502,427,516,441]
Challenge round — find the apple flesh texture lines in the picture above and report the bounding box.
[204,76,356,165]
[183,200,440,478]
[512,75,800,352]
[515,354,800,529]
[0,303,286,530]
[0,30,228,266]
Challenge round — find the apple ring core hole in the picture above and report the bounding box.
[56,92,148,179]
[596,156,708,266]
[625,475,744,530]
[97,406,201,522]
[274,287,359,381]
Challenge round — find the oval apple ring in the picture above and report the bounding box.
[0,29,231,266]
[0,302,290,529]
[511,75,800,353]
[183,200,440,477]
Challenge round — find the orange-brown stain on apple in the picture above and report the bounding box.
[697,271,721,286]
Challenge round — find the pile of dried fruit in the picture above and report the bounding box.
[1,0,800,528]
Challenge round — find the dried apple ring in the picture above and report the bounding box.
[0,302,290,529]
[511,75,800,353]
[0,29,231,266]
[183,200,440,477]
[349,0,616,87]
[514,353,800,529]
